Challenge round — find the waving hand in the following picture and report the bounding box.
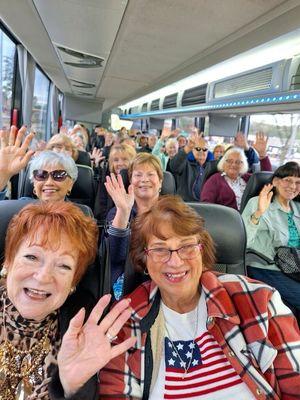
[58,295,136,397]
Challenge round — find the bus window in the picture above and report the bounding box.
[0,29,16,128]
[249,114,300,167]
[31,67,50,140]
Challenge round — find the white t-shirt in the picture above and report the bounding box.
[149,292,255,400]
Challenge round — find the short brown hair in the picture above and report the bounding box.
[128,153,163,181]
[108,144,136,173]
[130,195,215,273]
[4,201,98,285]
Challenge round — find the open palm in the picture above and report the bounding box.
[0,126,34,178]
[58,295,136,396]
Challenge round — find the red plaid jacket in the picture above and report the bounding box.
[99,271,300,399]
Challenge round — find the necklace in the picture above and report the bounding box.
[0,294,52,400]
[164,302,199,379]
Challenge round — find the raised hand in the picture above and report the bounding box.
[160,128,172,141]
[257,183,273,215]
[90,147,105,167]
[0,126,34,191]
[184,132,197,153]
[58,295,136,397]
[252,131,268,159]
[104,173,135,228]
[234,131,249,150]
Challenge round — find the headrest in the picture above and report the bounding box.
[0,199,35,261]
[240,171,273,213]
[187,202,246,267]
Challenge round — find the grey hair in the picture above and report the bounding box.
[29,151,78,182]
[217,147,248,175]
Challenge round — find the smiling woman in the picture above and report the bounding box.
[99,195,300,399]
[28,151,78,202]
[0,201,135,399]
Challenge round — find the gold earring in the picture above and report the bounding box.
[66,190,71,196]
[144,268,149,276]
[0,267,7,279]
[70,286,76,294]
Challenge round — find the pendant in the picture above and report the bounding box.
[16,378,33,400]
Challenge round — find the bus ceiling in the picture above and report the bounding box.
[2,0,300,121]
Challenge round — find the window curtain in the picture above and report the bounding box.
[17,44,35,127]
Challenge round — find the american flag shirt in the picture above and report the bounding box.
[149,292,254,399]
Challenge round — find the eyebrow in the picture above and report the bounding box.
[148,238,195,246]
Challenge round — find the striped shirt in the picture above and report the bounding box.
[149,294,254,399]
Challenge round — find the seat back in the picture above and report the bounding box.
[120,169,176,195]
[186,202,247,275]
[200,160,219,195]
[240,171,273,213]
[18,164,96,209]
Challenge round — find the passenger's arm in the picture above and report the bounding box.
[152,138,165,156]
[242,185,273,245]
[0,126,34,192]
[104,173,134,229]
[200,174,219,203]
[267,290,300,398]
[55,295,136,398]
[252,131,272,171]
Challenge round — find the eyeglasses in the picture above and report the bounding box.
[194,147,208,152]
[33,170,71,182]
[144,243,202,263]
[280,177,300,189]
[225,159,243,166]
[50,144,73,152]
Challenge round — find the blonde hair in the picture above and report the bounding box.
[108,144,136,173]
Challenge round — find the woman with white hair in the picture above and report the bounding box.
[200,133,271,210]
[152,129,179,171]
[28,150,78,202]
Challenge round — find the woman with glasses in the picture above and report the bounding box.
[200,133,271,210]
[98,195,300,399]
[242,161,300,313]
[46,133,91,167]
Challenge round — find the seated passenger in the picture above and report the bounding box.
[26,151,78,203]
[46,133,91,167]
[213,143,226,160]
[104,153,163,299]
[94,143,136,224]
[99,195,300,399]
[152,128,179,171]
[242,161,300,313]
[0,201,134,398]
[0,126,34,200]
[169,133,210,201]
[201,133,271,210]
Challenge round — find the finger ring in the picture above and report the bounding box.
[106,332,118,343]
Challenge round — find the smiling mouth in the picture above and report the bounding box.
[24,288,51,299]
[164,271,188,282]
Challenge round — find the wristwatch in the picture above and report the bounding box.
[251,213,260,224]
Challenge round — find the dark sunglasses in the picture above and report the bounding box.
[33,169,71,182]
[194,147,208,152]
